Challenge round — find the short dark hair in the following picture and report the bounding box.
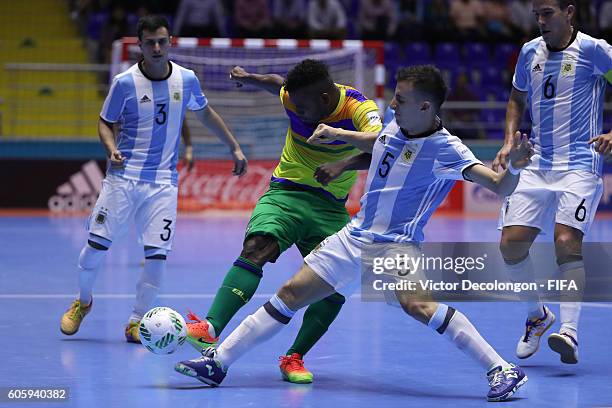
[137,15,170,40]
[556,0,576,9]
[284,59,333,93]
[395,65,448,109]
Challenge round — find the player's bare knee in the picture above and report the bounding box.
[500,236,529,263]
[240,235,279,267]
[277,282,301,310]
[399,299,432,324]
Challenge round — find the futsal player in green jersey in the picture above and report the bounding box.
[185,59,382,383]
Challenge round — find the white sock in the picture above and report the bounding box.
[505,256,544,319]
[429,304,508,372]
[77,245,106,305]
[131,258,165,321]
[216,303,290,369]
[559,261,584,340]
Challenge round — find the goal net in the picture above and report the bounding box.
[111,38,384,159]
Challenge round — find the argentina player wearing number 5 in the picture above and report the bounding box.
[60,15,247,342]
[492,0,612,364]
[175,65,534,401]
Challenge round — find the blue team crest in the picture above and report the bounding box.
[173,91,181,101]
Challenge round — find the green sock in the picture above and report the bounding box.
[286,292,345,356]
[206,257,262,336]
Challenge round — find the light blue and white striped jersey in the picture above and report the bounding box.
[100,61,208,186]
[513,31,612,176]
[348,119,481,243]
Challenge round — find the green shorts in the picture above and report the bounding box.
[246,185,350,260]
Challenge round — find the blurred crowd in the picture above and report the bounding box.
[70,0,612,66]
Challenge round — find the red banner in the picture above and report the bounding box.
[178,160,463,215]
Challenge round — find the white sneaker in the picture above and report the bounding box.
[548,332,578,364]
[516,306,556,359]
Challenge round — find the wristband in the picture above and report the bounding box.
[507,161,521,175]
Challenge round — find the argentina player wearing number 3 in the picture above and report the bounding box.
[60,15,248,342]
[492,0,612,364]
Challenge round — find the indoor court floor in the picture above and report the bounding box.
[1,214,611,407]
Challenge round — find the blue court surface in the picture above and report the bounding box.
[1,214,611,408]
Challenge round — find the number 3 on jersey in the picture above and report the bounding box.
[378,152,395,178]
[156,103,167,125]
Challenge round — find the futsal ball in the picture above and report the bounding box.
[139,307,187,355]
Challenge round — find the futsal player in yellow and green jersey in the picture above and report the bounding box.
[184,59,382,383]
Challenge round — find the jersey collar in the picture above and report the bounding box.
[400,117,443,139]
[138,60,173,81]
[546,27,578,53]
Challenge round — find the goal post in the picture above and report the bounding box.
[111,37,385,160]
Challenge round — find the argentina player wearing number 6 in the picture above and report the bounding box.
[175,65,534,401]
[492,0,612,365]
[60,15,248,342]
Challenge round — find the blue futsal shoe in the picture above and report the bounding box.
[486,364,527,401]
[175,353,227,386]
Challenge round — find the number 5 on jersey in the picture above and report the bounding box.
[378,152,395,178]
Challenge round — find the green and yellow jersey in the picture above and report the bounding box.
[271,84,382,201]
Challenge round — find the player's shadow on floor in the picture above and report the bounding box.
[164,372,515,402]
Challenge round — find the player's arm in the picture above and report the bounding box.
[308,125,378,153]
[229,66,284,95]
[314,152,372,186]
[466,131,533,196]
[98,117,124,167]
[181,118,194,171]
[492,88,528,171]
[194,105,248,176]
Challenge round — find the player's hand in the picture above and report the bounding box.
[109,150,125,168]
[182,145,194,171]
[307,124,341,145]
[230,148,248,177]
[314,160,346,186]
[492,142,513,172]
[229,66,250,88]
[588,133,612,158]
[507,131,534,171]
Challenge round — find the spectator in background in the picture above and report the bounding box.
[174,0,226,38]
[449,0,485,41]
[397,0,425,42]
[272,0,307,38]
[424,0,453,43]
[446,71,483,139]
[99,4,128,64]
[574,1,597,34]
[307,0,347,39]
[234,0,272,38]
[509,0,537,41]
[482,0,513,42]
[357,0,398,41]
[600,1,612,41]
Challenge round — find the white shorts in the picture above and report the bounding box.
[499,169,603,235]
[304,226,422,298]
[87,174,178,250]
